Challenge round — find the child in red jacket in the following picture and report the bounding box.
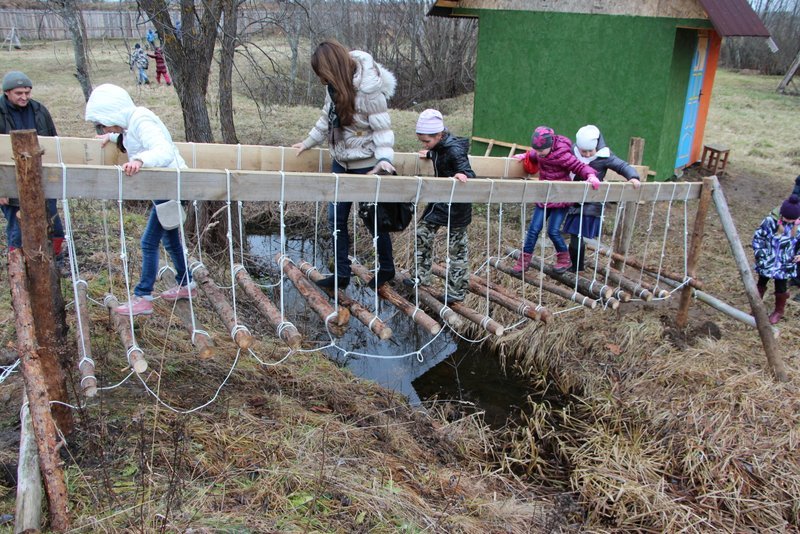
[512,126,598,273]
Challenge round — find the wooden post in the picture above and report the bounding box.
[345,264,440,335]
[395,272,464,328]
[10,130,72,434]
[234,265,302,349]
[103,295,148,374]
[190,260,255,350]
[15,391,42,534]
[489,257,597,310]
[506,247,613,300]
[8,249,70,532]
[612,137,645,271]
[273,254,349,336]
[709,176,787,381]
[469,271,552,323]
[169,300,217,358]
[74,282,97,397]
[676,177,714,327]
[585,239,704,290]
[300,261,392,341]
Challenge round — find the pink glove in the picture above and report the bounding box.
[587,176,600,190]
[512,152,527,161]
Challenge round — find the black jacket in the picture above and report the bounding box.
[0,96,58,137]
[420,133,476,228]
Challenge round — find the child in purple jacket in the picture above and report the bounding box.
[512,126,598,273]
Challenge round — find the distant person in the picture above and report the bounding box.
[511,126,598,274]
[0,70,65,261]
[752,193,800,324]
[562,125,640,272]
[174,19,182,41]
[145,28,157,50]
[85,84,194,316]
[147,47,171,86]
[292,40,397,290]
[404,109,475,305]
[129,43,150,85]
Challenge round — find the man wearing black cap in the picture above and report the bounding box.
[0,70,65,263]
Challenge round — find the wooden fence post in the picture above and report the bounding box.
[613,138,646,270]
[676,176,714,327]
[709,176,787,381]
[11,129,73,434]
[15,390,42,533]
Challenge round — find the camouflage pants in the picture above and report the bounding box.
[414,220,469,299]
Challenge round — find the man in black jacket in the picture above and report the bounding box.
[0,70,65,260]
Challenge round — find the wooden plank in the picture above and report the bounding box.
[0,163,702,203]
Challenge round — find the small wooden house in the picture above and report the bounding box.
[428,0,771,180]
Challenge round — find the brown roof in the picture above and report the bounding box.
[697,0,770,36]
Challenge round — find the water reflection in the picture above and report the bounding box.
[249,232,532,426]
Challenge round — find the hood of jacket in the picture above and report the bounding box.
[351,50,396,99]
[84,84,136,128]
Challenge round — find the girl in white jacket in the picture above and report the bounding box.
[293,40,398,290]
[85,83,194,316]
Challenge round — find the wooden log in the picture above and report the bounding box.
[709,176,786,381]
[489,257,597,310]
[604,266,669,299]
[417,283,505,337]
[169,300,217,358]
[394,271,464,329]
[599,267,652,301]
[468,272,552,323]
[346,263,440,336]
[11,130,72,434]
[8,249,70,532]
[15,391,42,534]
[506,247,614,300]
[585,239,705,290]
[189,260,255,350]
[103,295,148,374]
[431,264,549,323]
[234,265,303,349]
[300,261,392,341]
[676,176,714,327]
[272,254,349,336]
[597,296,620,310]
[74,281,97,397]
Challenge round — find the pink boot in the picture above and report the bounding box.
[552,251,573,273]
[769,292,789,324]
[511,252,533,274]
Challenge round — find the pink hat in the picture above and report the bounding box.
[416,109,444,135]
[531,126,554,150]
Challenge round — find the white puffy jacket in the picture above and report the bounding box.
[84,83,186,169]
[301,50,396,167]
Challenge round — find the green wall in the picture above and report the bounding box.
[468,10,710,180]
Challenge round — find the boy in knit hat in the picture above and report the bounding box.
[404,109,475,305]
[0,70,66,267]
[752,193,800,324]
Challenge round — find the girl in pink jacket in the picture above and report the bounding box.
[512,126,598,273]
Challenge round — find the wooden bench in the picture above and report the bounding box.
[700,144,730,176]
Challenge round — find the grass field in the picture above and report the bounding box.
[0,40,799,532]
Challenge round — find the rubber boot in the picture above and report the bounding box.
[568,238,584,273]
[511,252,533,274]
[769,292,789,324]
[375,268,395,288]
[756,282,767,299]
[552,251,573,274]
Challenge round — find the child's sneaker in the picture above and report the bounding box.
[114,296,153,316]
[160,282,197,301]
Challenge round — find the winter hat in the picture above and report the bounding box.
[575,125,600,151]
[2,71,32,92]
[531,126,554,150]
[416,109,444,135]
[780,194,800,220]
[134,43,141,49]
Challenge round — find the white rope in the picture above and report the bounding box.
[115,165,140,349]
[279,171,288,323]
[371,172,382,313]
[484,178,496,315]
[0,360,20,384]
[174,163,199,340]
[224,170,240,327]
[653,183,679,294]
[442,177,458,305]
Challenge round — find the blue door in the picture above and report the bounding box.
[675,33,709,169]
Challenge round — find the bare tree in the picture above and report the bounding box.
[219,0,241,145]
[49,0,92,101]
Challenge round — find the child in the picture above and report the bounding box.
[562,125,641,272]
[406,109,475,304]
[512,126,599,274]
[147,47,172,86]
[85,83,194,316]
[129,43,149,85]
[752,193,800,324]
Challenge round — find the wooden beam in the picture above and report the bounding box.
[103,294,148,374]
[190,260,255,350]
[74,281,97,397]
[15,391,42,533]
[234,265,302,350]
[0,163,702,203]
[676,177,713,328]
[395,271,464,329]
[489,257,597,310]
